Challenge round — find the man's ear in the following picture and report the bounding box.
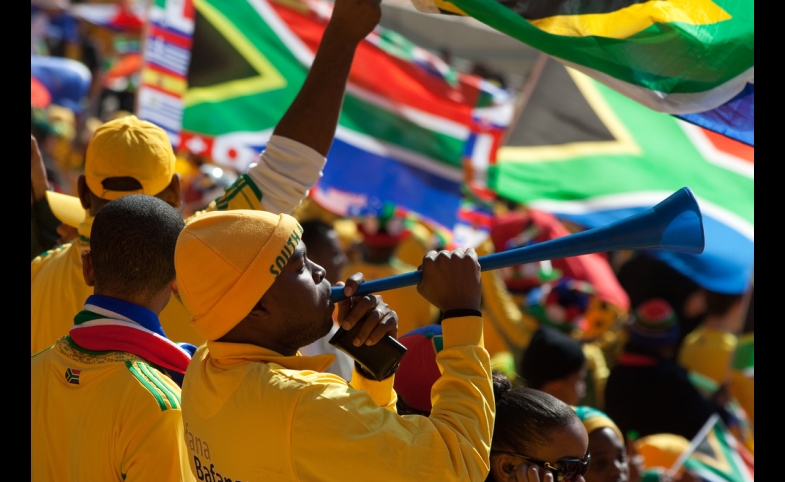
[77,175,91,210]
[250,297,272,320]
[171,280,180,297]
[157,173,181,209]
[82,250,95,287]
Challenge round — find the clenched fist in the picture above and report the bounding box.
[417,248,481,313]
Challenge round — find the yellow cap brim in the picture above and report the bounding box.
[45,191,87,228]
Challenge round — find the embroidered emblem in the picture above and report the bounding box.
[65,368,82,385]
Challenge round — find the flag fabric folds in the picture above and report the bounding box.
[671,414,754,482]
[677,83,754,147]
[483,58,753,294]
[138,0,512,234]
[410,0,754,144]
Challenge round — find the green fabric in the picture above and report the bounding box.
[444,0,753,94]
[125,361,168,411]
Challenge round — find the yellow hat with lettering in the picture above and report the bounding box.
[85,115,175,201]
[175,210,303,341]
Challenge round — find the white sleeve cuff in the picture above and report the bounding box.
[246,135,327,215]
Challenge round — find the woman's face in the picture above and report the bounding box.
[491,419,589,482]
[584,428,629,482]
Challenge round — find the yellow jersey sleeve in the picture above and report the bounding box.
[289,316,493,482]
[31,241,92,354]
[349,367,398,413]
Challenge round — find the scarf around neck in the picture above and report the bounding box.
[69,294,191,374]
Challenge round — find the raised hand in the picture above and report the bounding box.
[328,0,382,45]
[336,273,399,346]
[417,248,481,313]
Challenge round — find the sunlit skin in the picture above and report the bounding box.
[584,428,628,482]
[218,240,397,355]
[491,418,589,482]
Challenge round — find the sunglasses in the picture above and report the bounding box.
[494,451,591,482]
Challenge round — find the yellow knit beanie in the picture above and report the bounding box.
[175,210,303,341]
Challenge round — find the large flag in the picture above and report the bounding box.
[670,414,754,482]
[410,0,754,145]
[137,0,512,234]
[480,58,753,294]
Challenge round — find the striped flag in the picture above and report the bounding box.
[669,414,754,482]
[410,0,754,145]
[137,0,513,235]
[484,58,753,294]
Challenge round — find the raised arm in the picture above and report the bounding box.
[204,0,382,216]
[31,135,60,260]
[272,0,381,156]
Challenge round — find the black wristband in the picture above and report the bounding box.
[355,360,398,381]
[441,309,482,320]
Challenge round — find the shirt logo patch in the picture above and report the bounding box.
[65,368,81,385]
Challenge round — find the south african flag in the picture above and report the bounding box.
[65,368,81,385]
[410,0,754,136]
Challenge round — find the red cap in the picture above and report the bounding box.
[393,325,444,413]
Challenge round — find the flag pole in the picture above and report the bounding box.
[500,52,548,147]
[665,413,720,478]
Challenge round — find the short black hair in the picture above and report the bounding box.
[91,195,184,302]
[491,373,580,455]
[520,327,586,389]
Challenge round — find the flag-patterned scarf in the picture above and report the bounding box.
[69,294,191,374]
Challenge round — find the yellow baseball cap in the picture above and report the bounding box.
[84,115,175,201]
[45,191,87,228]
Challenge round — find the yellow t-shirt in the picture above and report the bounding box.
[342,257,439,337]
[31,136,326,354]
[31,337,194,482]
[180,316,493,482]
[678,325,738,385]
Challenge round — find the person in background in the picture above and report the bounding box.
[31,0,378,353]
[574,406,638,482]
[298,219,354,381]
[525,277,612,408]
[31,195,194,481]
[678,291,744,386]
[604,299,727,440]
[31,135,62,260]
[520,326,587,406]
[488,374,589,482]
